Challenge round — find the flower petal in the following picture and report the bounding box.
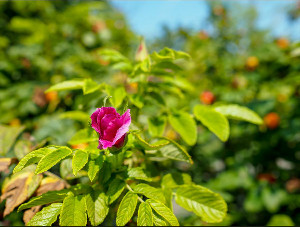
[91,108,101,133]
[113,109,131,144]
[91,107,119,134]
[99,139,114,149]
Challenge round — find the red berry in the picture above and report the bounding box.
[200,91,215,105]
[264,112,280,129]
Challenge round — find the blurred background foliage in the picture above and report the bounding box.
[0,0,299,226]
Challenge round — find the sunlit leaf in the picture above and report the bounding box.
[107,178,126,204]
[147,199,179,226]
[35,147,72,174]
[168,111,197,146]
[106,85,126,108]
[68,128,98,145]
[26,203,62,226]
[87,153,104,182]
[194,105,230,142]
[59,193,87,226]
[116,191,138,226]
[159,137,193,164]
[133,133,169,150]
[46,80,84,93]
[137,202,153,226]
[127,167,152,182]
[134,183,166,204]
[175,185,227,223]
[214,104,263,125]
[148,116,166,137]
[72,149,89,176]
[85,190,109,226]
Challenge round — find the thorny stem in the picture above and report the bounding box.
[126,184,144,203]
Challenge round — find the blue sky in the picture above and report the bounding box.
[111,0,300,41]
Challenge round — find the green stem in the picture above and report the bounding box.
[126,184,144,203]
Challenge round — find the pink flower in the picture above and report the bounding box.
[91,107,131,150]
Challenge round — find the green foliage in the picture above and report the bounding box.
[1,1,297,226]
[87,153,104,182]
[72,150,88,176]
[159,137,193,163]
[148,116,167,137]
[134,183,166,204]
[175,185,227,223]
[133,133,170,150]
[18,190,68,212]
[107,179,126,204]
[116,191,138,226]
[46,80,85,93]
[168,111,197,145]
[137,202,153,226]
[267,214,295,226]
[147,199,179,226]
[194,105,230,142]
[0,125,25,155]
[85,190,109,226]
[106,85,127,108]
[68,129,98,145]
[59,193,87,226]
[214,104,263,125]
[35,147,72,174]
[26,203,62,226]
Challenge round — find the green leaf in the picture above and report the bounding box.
[194,105,230,142]
[98,48,128,62]
[161,173,192,189]
[153,212,168,226]
[98,161,112,184]
[267,214,294,226]
[147,199,179,226]
[83,79,101,95]
[163,188,173,211]
[137,202,153,226]
[18,190,69,211]
[106,86,126,108]
[85,190,109,226]
[68,128,98,145]
[46,80,84,93]
[127,167,152,182]
[129,94,144,109]
[147,91,166,106]
[159,137,193,164]
[148,116,166,137]
[0,125,25,156]
[133,133,169,150]
[87,154,104,182]
[72,150,89,176]
[152,47,190,61]
[107,178,126,204]
[13,147,52,174]
[116,191,138,226]
[60,111,90,123]
[27,203,62,226]
[175,185,227,223]
[18,184,90,212]
[134,184,166,204]
[168,111,197,146]
[214,104,263,125]
[35,146,72,174]
[60,193,87,226]
[262,187,287,213]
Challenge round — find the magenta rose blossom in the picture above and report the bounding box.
[91,107,131,149]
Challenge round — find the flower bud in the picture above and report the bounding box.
[135,38,148,62]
